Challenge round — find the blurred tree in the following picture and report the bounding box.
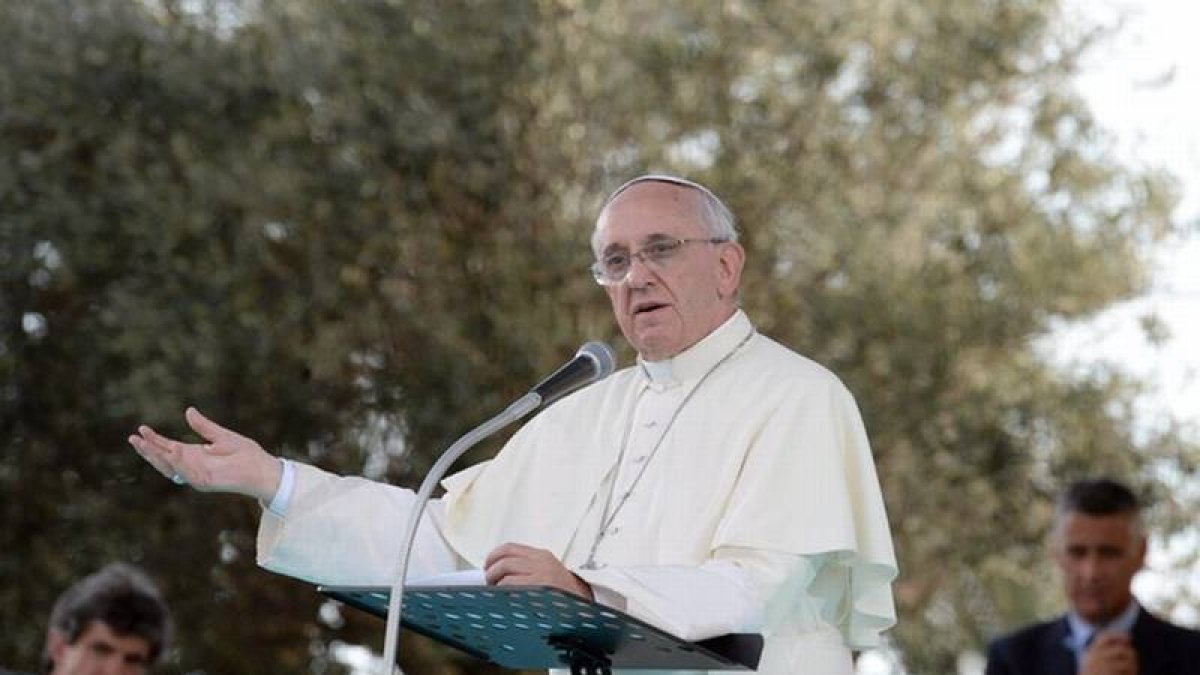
[1,0,1195,673]
[0,0,556,672]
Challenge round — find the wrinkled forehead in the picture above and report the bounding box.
[593,176,710,252]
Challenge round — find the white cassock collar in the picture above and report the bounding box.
[636,309,755,391]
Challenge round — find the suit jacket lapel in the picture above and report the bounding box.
[1043,616,1076,675]
[1130,608,1169,675]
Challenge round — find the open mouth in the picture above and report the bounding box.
[633,301,668,316]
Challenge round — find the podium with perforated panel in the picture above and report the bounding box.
[320,584,762,674]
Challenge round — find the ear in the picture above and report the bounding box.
[716,241,745,299]
[1049,544,1065,571]
[47,628,68,665]
[1048,527,1067,571]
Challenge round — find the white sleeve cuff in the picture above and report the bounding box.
[574,556,765,640]
[266,458,295,516]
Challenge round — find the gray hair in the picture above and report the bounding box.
[1055,478,1145,540]
[592,174,738,255]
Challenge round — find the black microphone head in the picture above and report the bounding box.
[577,341,616,382]
[531,341,617,406]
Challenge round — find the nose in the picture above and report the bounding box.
[624,254,656,287]
[1078,553,1105,583]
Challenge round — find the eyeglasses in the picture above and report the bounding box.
[590,237,728,286]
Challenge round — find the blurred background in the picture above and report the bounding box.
[2,1,1197,673]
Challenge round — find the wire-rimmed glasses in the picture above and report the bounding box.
[590,237,727,286]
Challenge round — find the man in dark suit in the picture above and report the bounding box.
[985,478,1200,675]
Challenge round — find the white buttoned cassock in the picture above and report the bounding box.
[257,311,898,674]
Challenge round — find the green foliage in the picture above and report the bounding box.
[2,0,1195,672]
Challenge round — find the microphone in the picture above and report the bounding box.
[530,341,616,407]
[377,340,616,674]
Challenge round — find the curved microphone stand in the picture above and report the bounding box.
[378,392,543,674]
[376,341,614,673]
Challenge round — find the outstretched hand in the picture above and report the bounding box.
[484,543,594,600]
[128,407,282,502]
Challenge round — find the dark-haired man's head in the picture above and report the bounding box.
[1051,479,1147,625]
[44,563,171,675]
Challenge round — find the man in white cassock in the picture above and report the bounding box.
[130,175,898,674]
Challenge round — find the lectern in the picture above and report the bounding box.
[321,584,762,674]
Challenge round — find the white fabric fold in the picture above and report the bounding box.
[440,311,897,670]
[257,463,465,585]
